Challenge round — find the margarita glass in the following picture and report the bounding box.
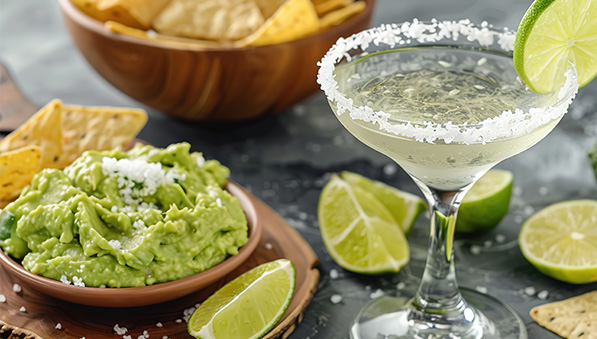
[317,20,578,339]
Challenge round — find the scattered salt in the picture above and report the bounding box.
[12,284,21,293]
[524,286,536,296]
[196,155,205,168]
[397,282,406,290]
[537,290,549,300]
[114,324,128,335]
[265,242,273,249]
[383,163,398,176]
[111,206,118,213]
[143,330,149,337]
[513,186,523,196]
[133,219,145,229]
[156,322,163,328]
[477,57,487,66]
[60,275,71,284]
[514,216,524,223]
[365,285,371,290]
[175,319,182,323]
[72,276,85,287]
[108,239,122,250]
[369,289,384,299]
[495,234,506,243]
[330,294,343,304]
[19,306,26,313]
[183,306,197,322]
[483,240,492,247]
[123,336,132,339]
[329,269,339,279]
[448,89,460,96]
[475,286,487,294]
[470,245,482,255]
[538,186,549,196]
[55,323,62,330]
[0,294,5,303]
[523,206,535,216]
[438,60,452,68]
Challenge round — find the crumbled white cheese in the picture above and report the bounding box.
[108,239,122,250]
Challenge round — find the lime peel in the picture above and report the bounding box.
[188,259,296,339]
[514,0,597,93]
[519,199,597,284]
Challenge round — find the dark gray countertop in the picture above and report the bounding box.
[1,1,596,338]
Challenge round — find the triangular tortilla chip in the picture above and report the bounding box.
[0,146,42,208]
[70,0,170,29]
[152,0,265,41]
[314,0,353,17]
[239,0,320,46]
[59,104,147,168]
[0,100,63,169]
[319,1,365,29]
[530,291,597,338]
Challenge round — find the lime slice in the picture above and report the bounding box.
[341,171,426,234]
[188,259,295,339]
[514,0,597,93]
[456,170,513,233]
[318,174,409,274]
[519,200,597,284]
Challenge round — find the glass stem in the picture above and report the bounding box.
[412,180,471,318]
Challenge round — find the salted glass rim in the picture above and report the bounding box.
[316,19,579,144]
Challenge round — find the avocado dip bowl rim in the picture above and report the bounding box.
[0,181,262,308]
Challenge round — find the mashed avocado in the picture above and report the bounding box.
[0,142,248,287]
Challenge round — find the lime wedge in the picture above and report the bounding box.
[519,200,597,284]
[188,259,295,339]
[318,174,409,274]
[514,0,597,93]
[341,171,426,234]
[456,170,513,233]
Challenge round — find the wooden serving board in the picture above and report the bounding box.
[0,190,320,339]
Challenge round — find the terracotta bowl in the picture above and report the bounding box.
[58,0,375,122]
[0,182,261,307]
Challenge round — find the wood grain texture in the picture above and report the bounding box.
[0,188,320,339]
[0,64,38,132]
[58,0,375,122]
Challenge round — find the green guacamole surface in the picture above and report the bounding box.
[0,142,248,287]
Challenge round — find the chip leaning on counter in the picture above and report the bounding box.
[0,142,249,288]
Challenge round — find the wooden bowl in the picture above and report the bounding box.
[0,182,262,308]
[58,0,375,122]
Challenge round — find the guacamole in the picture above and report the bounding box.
[0,142,248,287]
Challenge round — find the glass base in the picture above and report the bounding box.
[350,287,527,339]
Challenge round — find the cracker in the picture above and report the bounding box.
[0,146,42,207]
[530,290,597,339]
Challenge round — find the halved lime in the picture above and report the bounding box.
[341,171,426,234]
[456,170,513,233]
[188,259,295,339]
[514,0,597,93]
[318,174,409,274]
[519,200,597,284]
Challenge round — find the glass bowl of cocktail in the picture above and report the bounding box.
[317,20,578,339]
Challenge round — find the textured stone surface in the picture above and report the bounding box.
[1,1,596,338]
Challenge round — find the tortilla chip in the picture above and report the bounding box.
[152,0,265,41]
[105,21,236,48]
[0,100,147,170]
[254,0,286,18]
[0,146,42,207]
[59,104,147,168]
[314,0,353,17]
[0,100,64,169]
[319,1,366,29]
[530,290,597,338]
[70,0,170,29]
[239,0,319,46]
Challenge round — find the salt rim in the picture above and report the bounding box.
[317,19,579,144]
